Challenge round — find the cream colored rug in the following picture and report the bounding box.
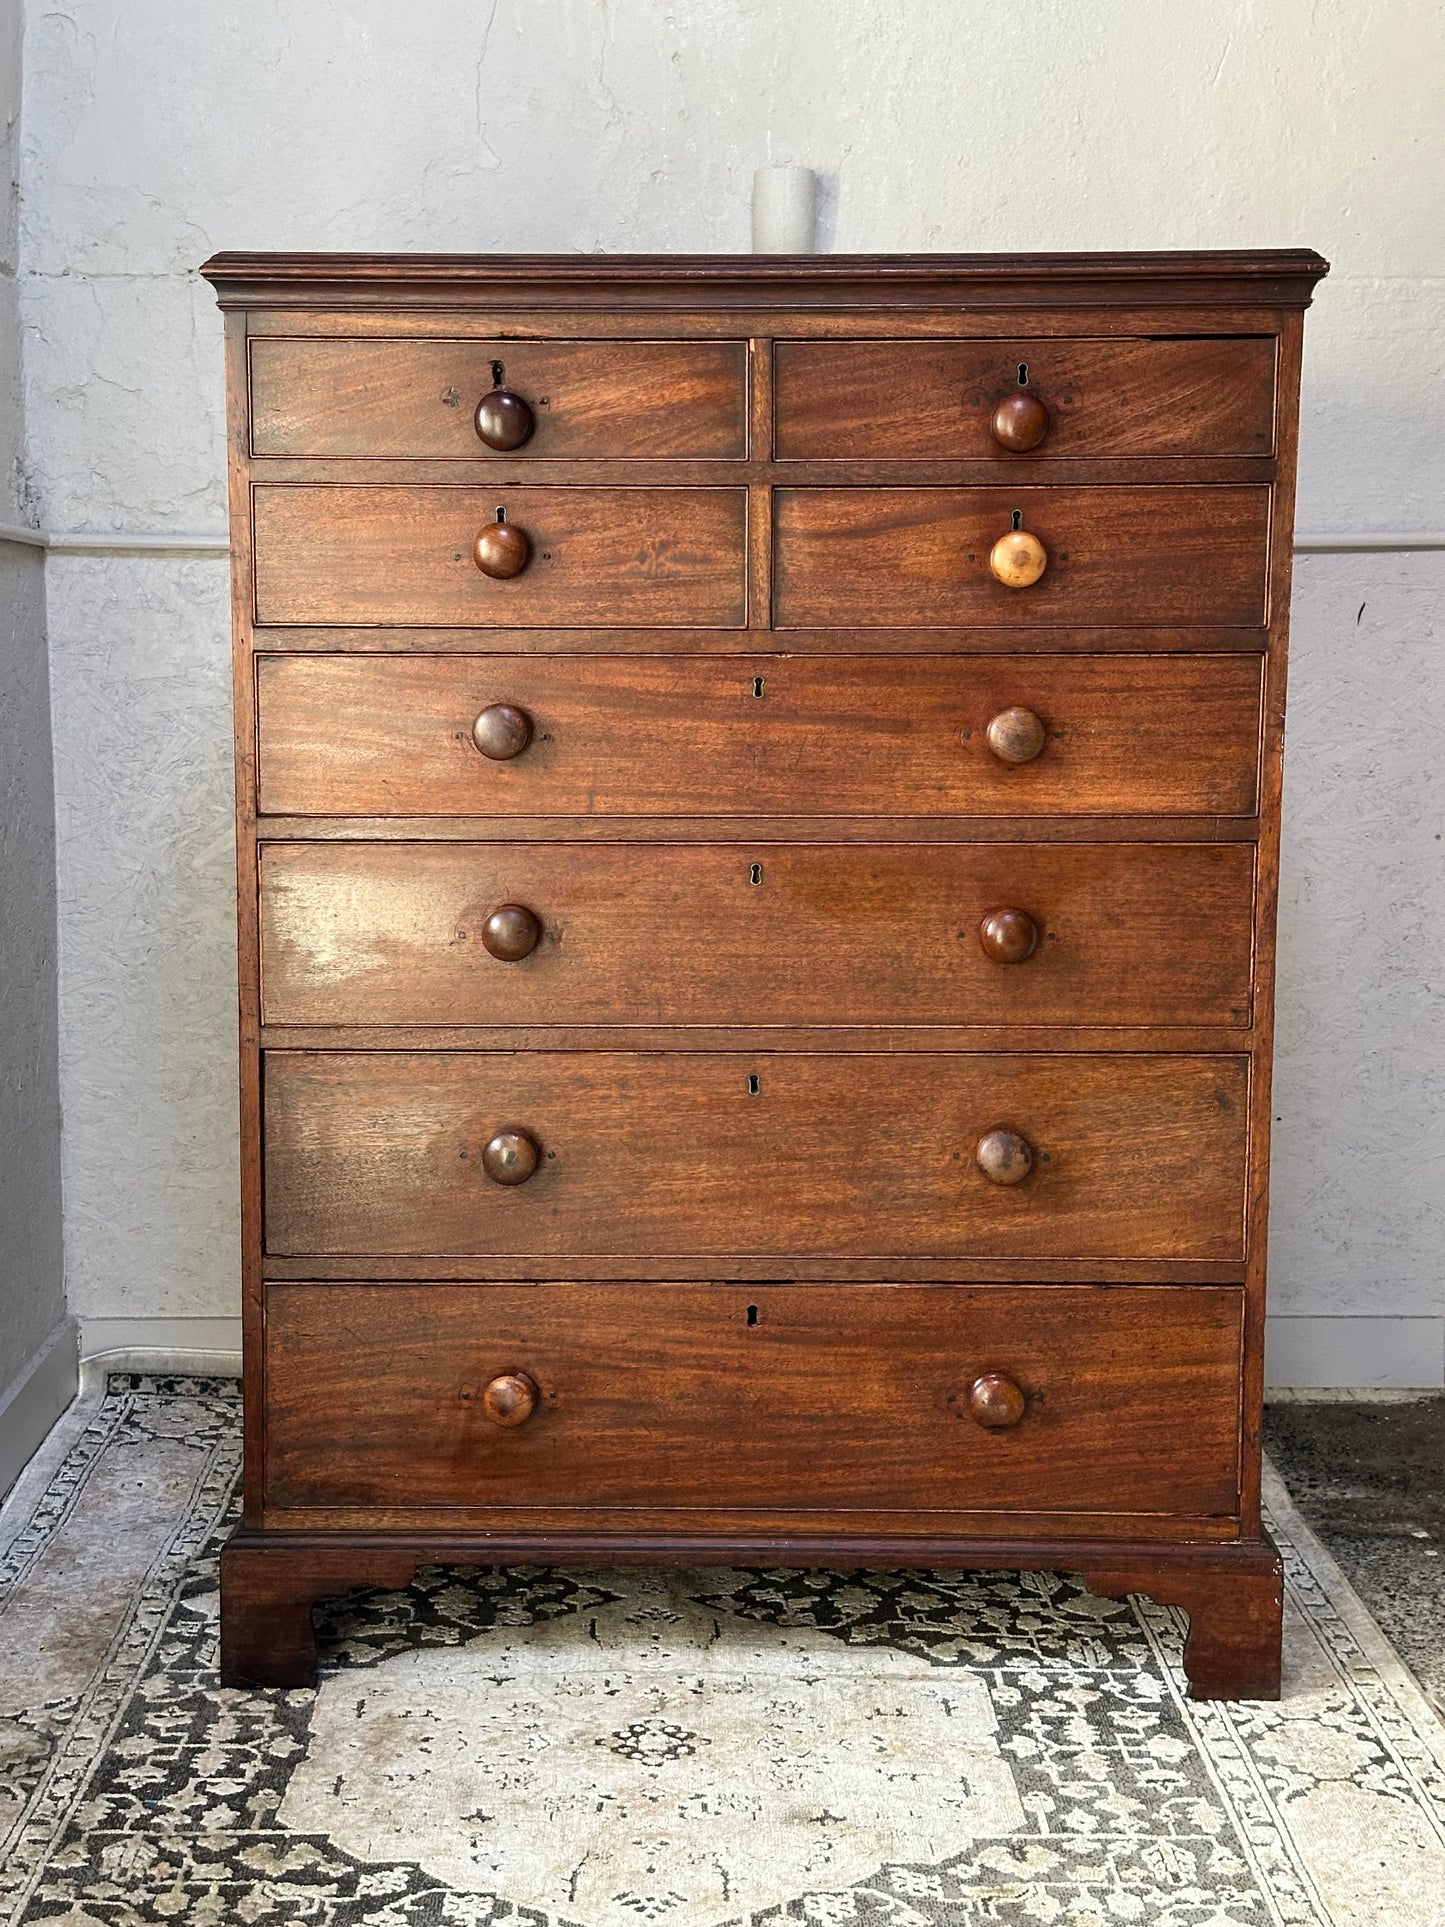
[2,1372,1443,1926]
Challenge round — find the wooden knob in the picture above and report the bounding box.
[482,1129,540,1185]
[474,514,531,579]
[482,904,541,962]
[979,907,1038,965]
[968,1372,1027,1429]
[475,387,535,452]
[472,703,533,761]
[991,392,1050,452]
[481,1371,539,1426]
[990,528,1048,589]
[984,706,1047,766]
[975,1128,1034,1186]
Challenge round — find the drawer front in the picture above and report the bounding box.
[259,841,1256,1029]
[252,486,748,627]
[263,1281,1244,1515]
[255,653,1264,819]
[774,338,1276,460]
[773,487,1270,628]
[250,338,749,460]
[263,1051,1249,1260]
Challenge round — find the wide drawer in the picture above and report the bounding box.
[255,653,1264,819]
[773,487,1271,627]
[774,338,1276,459]
[258,841,1256,1029]
[250,338,749,460]
[262,1051,1249,1260]
[252,486,748,627]
[262,1281,1244,1515]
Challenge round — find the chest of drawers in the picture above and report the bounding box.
[203,249,1327,1698]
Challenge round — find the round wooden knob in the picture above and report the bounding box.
[475,388,535,452]
[990,528,1048,589]
[482,1129,540,1185]
[482,904,541,962]
[474,516,531,579]
[975,1128,1034,1186]
[984,706,1047,766]
[968,1372,1027,1429]
[471,703,533,761]
[979,907,1038,965]
[991,392,1050,452]
[482,1371,539,1426]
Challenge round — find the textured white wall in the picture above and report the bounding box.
[11,0,1444,1373]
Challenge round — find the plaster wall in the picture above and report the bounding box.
[1,0,69,1485]
[11,0,1445,1376]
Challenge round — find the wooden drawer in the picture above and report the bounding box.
[262,1281,1244,1515]
[255,653,1264,820]
[773,487,1271,627]
[250,338,749,460]
[252,486,748,627]
[774,338,1276,459]
[262,1051,1248,1260]
[259,841,1256,1029]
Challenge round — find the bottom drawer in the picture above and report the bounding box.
[263,1282,1243,1517]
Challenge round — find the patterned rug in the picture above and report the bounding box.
[2,1376,1444,1926]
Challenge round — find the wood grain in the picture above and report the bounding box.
[774,337,1276,458]
[258,840,1256,1028]
[773,486,1271,627]
[261,1281,1244,1514]
[254,651,1264,818]
[250,338,749,459]
[252,486,749,627]
[261,1050,1250,1260]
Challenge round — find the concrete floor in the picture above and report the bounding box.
[1265,1393,1445,1715]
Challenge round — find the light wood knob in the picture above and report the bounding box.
[474,513,531,579]
[991,392,1050,452]
[475,388,535,452]
[968,1372,1027,1429]
[471,703,533,761]
[979,907,1038,964]
[989,527,1048,589]
[482,1371,539,1426]
[984,706,1047,766]
[482,905,541,961]
[482,1129,540,1185]
[975,1128,1034,1186]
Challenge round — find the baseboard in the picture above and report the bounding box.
[67,1314,1445,1391]
[79,1316,242,1364]
[1265,1315,1445,1389]
[0,1320,80,1498]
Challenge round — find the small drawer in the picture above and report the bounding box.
[250,338,749,460]
[774,337,1277,460]
[262,1280,1244,1516]
[255,652,1264,819]
[774,486,1271,628]
[252,485,748,627]
[258,841,1256,1029]
[262,1050,1249,1262]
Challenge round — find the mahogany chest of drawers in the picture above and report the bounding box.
[203,249,1328,1698]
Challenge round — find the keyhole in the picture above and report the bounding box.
[746,1304,759,1326]
[491,359,505,387]
[1011,508,1023,531]
[752,676,766,698]
[750,862,763,885]
[495,506,507,524]
[1017,362,1029,386]
[747,1073,761,1096]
